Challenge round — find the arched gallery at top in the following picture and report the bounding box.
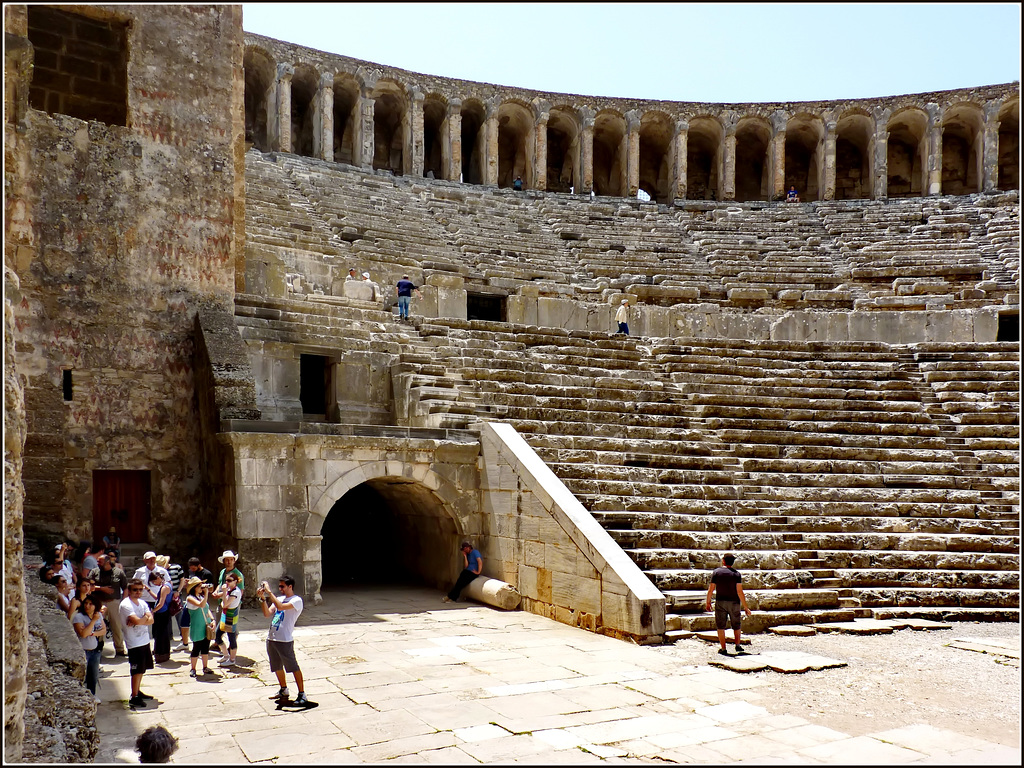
[243,46,1020,199]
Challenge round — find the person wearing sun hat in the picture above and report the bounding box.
[133,552,171,608]
[216,550,245,591]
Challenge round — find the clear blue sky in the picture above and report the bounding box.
[242,3,1021,104]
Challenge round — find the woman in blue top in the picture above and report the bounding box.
[443,541,483,602]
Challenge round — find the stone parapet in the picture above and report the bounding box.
[479,421,665,642]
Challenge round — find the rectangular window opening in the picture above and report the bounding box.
[299,354,328,418]
[62,369,73,401]
[27,6,128,126]
[467,293,506,323]
[997,313,1019,343]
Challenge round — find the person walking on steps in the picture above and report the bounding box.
[396,274,422,321]
[259,575,311,707]
[615,299,630,335]
[705,553,752,656]
[443,541,483,603]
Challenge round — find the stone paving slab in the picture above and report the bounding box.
[947,636,1021,658]
[814,619,896,635]
[710,650,848,673]
[90,586,1019,764]
[770,624,818,636]
[880,618,953,631]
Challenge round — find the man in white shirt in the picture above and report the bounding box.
[259,574,310,706]
[133,551,171,607]
[119,578,155,709]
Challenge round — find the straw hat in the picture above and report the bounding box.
[185,576,205,592]
[155,555,170,569]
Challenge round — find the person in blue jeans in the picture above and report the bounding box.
[443,541,483,602]
[73,595,106,702]
[395,274,422,321]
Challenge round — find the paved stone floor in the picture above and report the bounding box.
[94,586,1021,764]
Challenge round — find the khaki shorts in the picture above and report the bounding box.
[715,600,743,630]
[267,639,300,673]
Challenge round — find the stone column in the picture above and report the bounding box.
[926,103,943,195]
[770,111,787,200]
[673,120,688,200]
[314,72,333,162]
[533,100,550,192]
[822,119,837,201]
[484,101,499,186]
[580,107,595,195]
[872,106,890,200]
[410,86,425,177]
[358,86,375,168]
[722,118,737,201]
[625,110,641,198]
[445,99,462,182]
[982,101,1001,193]
[269,62,293,153]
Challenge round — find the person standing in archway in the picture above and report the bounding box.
[442,541,483,603]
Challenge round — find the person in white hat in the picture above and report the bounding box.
[133,551,171,608]
[211,550,245,632]
[615,299,630,336]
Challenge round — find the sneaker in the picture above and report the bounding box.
[218,658,233,667]
[294,692,309,706]
[137,691,154,700]
[441,596,452,603]
[129,695,146,708]
[189,669,197,678]
[202,667,212,675]
[94,695,102,704]
[173,642,188,652]
[734,644,747,654]
[718,648,730,656]
[272,687,288,700]
[114,650,127,658]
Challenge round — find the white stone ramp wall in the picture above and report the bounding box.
[480,421,665,643]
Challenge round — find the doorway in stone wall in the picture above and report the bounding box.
[92,469,151,547]
[319,479,459,590]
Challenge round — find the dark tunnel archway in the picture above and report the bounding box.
[319,478,460,590]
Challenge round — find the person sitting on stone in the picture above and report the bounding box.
[442,541,483,602]
[513,176,524,191]
[787,185,800,203]
[103,526,121,560]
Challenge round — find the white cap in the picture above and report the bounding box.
[621,299,629,304]
[362,272,370,278]
[143,551,156,560]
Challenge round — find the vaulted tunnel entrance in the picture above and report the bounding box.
[319,479,459,590]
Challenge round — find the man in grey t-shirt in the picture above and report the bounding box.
[259,574,309,706]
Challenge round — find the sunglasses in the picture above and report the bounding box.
[129,587,144,592]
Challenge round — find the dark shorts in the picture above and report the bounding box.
[178,609,191,627]
[127,644,154,675]
[715,600,743,630]
[267,639,300,673]
[191,638,210,658]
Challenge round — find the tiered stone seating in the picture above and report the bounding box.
[241,149,1019,633]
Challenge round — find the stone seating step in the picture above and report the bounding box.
[678,607,859,634]
[662,588,840,613]
[868,606,1019,623]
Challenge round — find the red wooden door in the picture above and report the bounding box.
[92,470,151,545]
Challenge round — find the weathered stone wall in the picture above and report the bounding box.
[479,422,665,642]
[7,5,244,550]
[218,427,480,602]
[21,560,97,763]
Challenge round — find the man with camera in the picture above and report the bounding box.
[258,575,309,706]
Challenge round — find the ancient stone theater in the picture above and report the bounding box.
[3,4,1020,756]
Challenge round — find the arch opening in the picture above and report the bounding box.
[942,104,984,195]
[785,115,823,202]
[497,101,533,189]
[423,96,446,179]
[290,64,318,158]
[593,111,626,197]
[734,117,771,202]
[639,111,674,203]
[887,109,928,198]
[997,100,1019,191]
[243,47,274,152]
[835,112,873,200]
[546,108,578,193]
[319,479,459,589]
[332,76,359,166]
[372,84,407,175]
[687,117,721,200]
[460,101,486,185]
